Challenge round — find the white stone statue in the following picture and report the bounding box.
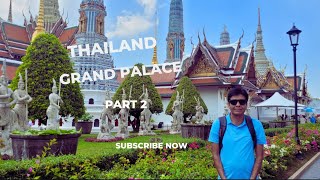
[13,73,32,131]
[46,79,63,130]
[0,64,17,155]
[116,87,131,138]
[98,89,114,140]
[170,90,184,133]
[138,87,155,135]
[194,96,204,124]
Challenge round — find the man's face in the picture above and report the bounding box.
[228,94,247,116]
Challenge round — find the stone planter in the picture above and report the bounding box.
[285,120,295,126]
[269,121,287,128]
[181,123,212,140]
[75,121,93,134]
[10,133,81,160]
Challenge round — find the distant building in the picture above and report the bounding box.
[71,0,119,123]
[165,0,185,63]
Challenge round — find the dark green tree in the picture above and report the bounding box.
[112,63,163,132]
[10,33,85,122]
[166,76,208,119]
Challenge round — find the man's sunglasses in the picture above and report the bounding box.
[229,99,247,105]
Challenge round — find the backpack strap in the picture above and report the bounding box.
[218,116,227,153]
[245,115,257,149]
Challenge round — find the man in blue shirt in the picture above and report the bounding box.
[208,87,266,179]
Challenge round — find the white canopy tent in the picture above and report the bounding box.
[253,92,305,119]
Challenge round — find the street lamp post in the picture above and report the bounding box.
[287,24,302,145]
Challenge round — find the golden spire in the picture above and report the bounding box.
[32,0,45,41]
[152,11,158,65]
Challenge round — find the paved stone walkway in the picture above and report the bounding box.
[299,155,320,179]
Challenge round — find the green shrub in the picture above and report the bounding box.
[262,122,270,129]
[104,141,217,179]
[0,150,140,178]
[265,127,291,137]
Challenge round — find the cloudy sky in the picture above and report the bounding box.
[1,0,319,98]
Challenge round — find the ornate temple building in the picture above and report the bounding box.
[165,0,185,62]
[251,8,311,121]
[0,0,78,82]
[71,0,119,123]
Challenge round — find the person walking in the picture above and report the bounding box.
[208,87,267,179]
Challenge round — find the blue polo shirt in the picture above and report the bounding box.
[208,114,266,179]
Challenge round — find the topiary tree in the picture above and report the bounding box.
[10,33,85,123]
[166,76,208,120]
[112,63,163,132]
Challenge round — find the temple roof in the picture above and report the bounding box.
[0,19,77,61]
[58,26,78,45]
[257,65,291,92]
[174,37,256,89]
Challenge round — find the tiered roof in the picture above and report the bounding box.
[0,18,77,61]
[175,35,257,90]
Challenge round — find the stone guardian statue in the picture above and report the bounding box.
[46,79,63,130]
[98,89,115,140]
[13,73,32,131]
[138,87,154,135]
[170,90,184,134]
[0,62,18,155]
[194,96,204,124]
[116,87,131,138]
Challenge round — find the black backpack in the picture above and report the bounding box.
[218,115,257,152]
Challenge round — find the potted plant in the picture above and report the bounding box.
[75,112,94,134]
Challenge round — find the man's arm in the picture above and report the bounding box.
[212,143,227,179]
[250,144,264,179]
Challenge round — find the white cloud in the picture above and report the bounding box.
[137,0,157,17]
[107,15,152,38]
[107,0,157,38]
[0,0,38,25]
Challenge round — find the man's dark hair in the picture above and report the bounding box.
[227,87,249,102]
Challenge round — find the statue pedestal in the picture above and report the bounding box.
[97,133,114,140]
[169,130,181,134]
[115,133,129,139]
[0,127,12,156]
[138,130,156,136]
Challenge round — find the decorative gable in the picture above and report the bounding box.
[183,44,219,78]
[260,71,281,89]
[189,54,216,77]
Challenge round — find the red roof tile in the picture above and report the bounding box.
[157,87,174,95]
[0,51,11,58]
[217,50,232,67]
[230,77,240,83]
[116,68,176,85]
[191,78,222,85]
[286,76,302,90]
[59,27,78,44]
[0,64,18,80]
[0,44,6,49]
[234,52,248,74]
[3,23,29,43]
[8,41,29,49]
[10,48,26,55]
